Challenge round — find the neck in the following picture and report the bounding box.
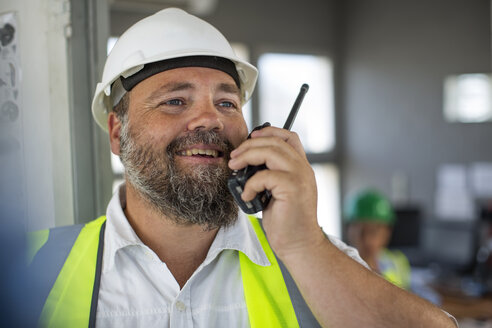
[124,183,219,288]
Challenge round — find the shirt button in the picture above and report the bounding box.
[175,301,186,312]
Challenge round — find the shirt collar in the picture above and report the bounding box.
[202,211,270,268]
[103,183,270,273]
[103,184,147,273]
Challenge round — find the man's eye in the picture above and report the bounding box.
[163,99,184,106]
[218,101,236,109]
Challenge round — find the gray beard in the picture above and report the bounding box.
[119,123,238,230]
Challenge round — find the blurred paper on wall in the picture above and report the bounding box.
[469,162,492,198]
[443,73,492,123]
[434,164,474,221]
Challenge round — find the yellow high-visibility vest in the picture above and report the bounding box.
[28,216,317,327]
[379,248,411,290]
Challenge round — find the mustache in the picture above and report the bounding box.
[166,130,235,159]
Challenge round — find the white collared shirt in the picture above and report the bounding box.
[95,185,368,327]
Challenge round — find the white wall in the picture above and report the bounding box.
[341,0,491,220]
[0,0,75,230]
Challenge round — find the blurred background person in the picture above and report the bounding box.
[345,189,411,290]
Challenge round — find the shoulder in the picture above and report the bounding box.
[28,217,106,263]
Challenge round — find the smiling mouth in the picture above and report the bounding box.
[177,148,224,158]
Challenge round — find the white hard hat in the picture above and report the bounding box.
[91,7,258,131]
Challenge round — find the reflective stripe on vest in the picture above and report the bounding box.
[28,215,318,327]
[240,215,299,327]
[28,216,106,327]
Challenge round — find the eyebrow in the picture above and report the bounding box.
[145,82,194,103]
[217,83,241,98]
[144,81,241,104]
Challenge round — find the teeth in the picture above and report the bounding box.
[180,149,219,158]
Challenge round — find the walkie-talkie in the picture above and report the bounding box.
[228,83,309,214]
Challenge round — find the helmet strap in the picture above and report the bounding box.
[120,55,240,92]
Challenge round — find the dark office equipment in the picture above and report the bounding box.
[389,206,422,248]
[479,202,492,222]
[388,206,424,265]
[422,220,479,273]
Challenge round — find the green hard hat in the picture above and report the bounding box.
[344,189,395,225]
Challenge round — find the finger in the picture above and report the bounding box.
[231,135,296,159]
[241,168,316,204]
[250,126,306,156]
[228,144,302,172]
[240,169,295,202]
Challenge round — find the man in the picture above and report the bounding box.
[28,8,457,327]
[345,189,411,290]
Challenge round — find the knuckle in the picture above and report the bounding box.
[288,130,299,139]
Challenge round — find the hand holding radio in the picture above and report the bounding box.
[228,84,309,214]
[228,83,322,258]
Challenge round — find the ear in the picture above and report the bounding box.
[108,112,122,155]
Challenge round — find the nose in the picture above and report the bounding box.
[186,101,224,132]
